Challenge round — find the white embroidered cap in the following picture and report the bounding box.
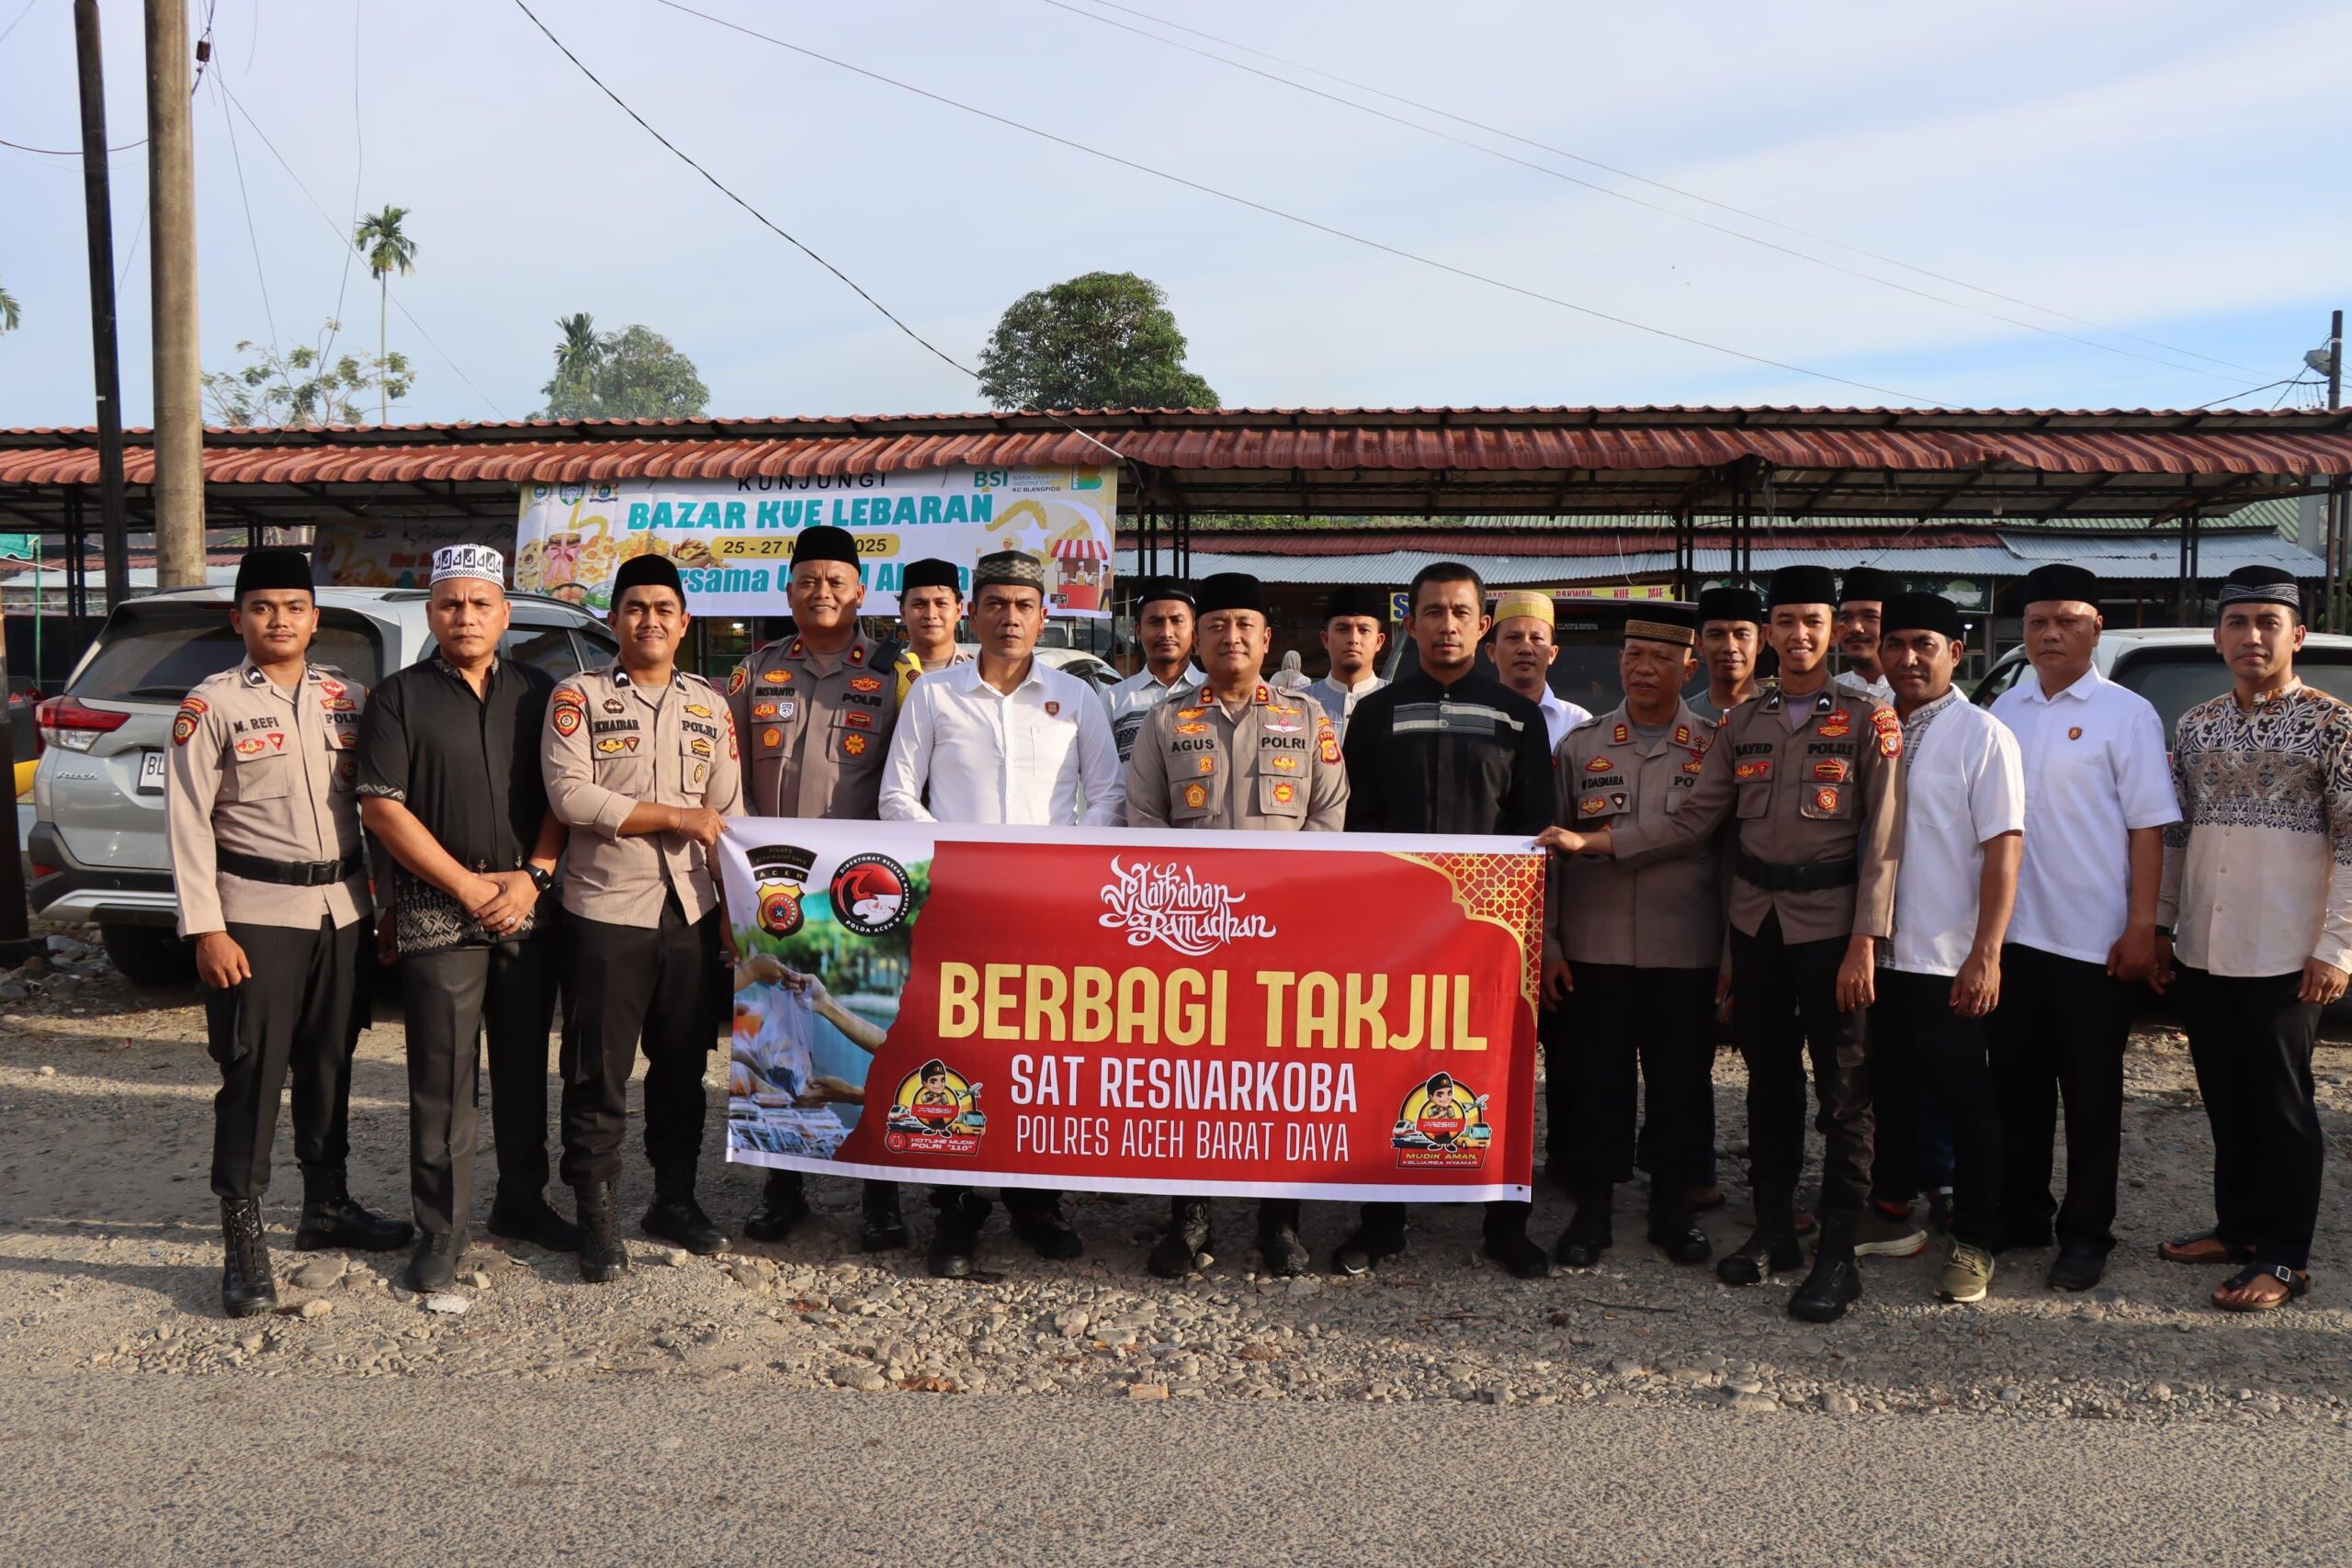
[430,544,506,585]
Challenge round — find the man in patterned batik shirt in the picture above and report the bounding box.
[2155,565,2352,1313]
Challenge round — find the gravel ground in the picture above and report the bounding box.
[3,933,2350,1432]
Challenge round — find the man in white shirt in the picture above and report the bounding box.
[2154,565,2351,1312]
[1871,593,2024,1304]
[1492,591,1593,750]
[1306,585,1389,742]
[879,549,1123,1276]
[1833,566,1897,707]
[1987,562,2179,1292]
[1105,579,1199,763]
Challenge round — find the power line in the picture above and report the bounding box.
[209,73,277,348]
[2188,375,2317,411]
[509,0,1131,466]
[1036,0,2244,385]
[1070,0,2267,380]
[0,0,40,48]
[317,5,364,387]
[655,0,1946,404]
[0,133,143,156]
[213,74,509,418]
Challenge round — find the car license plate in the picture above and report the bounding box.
[138,750,166,793]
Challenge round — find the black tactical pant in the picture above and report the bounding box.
[2177,965,2324,1272]
[402,932,559,1234]
[1730,910,1874,1215]
[1559,962,1715,1193]
[206,917,365,1200]
[558,896,721,1190]
[1871,968,2002,1249]
[1989,942,2126,1252]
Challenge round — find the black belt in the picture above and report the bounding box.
[219,850,362,887]
[1734,850,1858,894]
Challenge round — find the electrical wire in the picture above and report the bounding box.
[654,0,1946,405]
[317,3,363,381]
[210,72,277,348]
[1035,0,2244,386]
[2188,376,2318,411]
[0,0,40,48]
[6,2,217,158]
[213,74,510,418]
[510,0,1131,465]
[0,133,143,156]
[1069,0,2267,379]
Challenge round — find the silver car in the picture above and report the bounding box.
[28,586,619,984]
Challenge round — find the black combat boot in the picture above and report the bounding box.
[1554,1184,1615,1268]
[859,1180,910,1253]
[1482,1209,1550,1280]
[928,1190,991,1279]
[1646,1179,1712,1265]
[487,1185,582,1252]
[1148,1197,1214,1280]
[1789,1208,1864,1323]
[575,1180,629,1283]
[1257,1200,1309,1278]
[1330,1209,1408,1277]
[741,1169,810,1244]
[292,1167,413,1252]
[642,1175,727,1256]
[1007,1190,1084,1260]
[405,1228,467,1293]
[1718,1182,1803,1286]
[220,1197,277,1318]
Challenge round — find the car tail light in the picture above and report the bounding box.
[36,696,130,752]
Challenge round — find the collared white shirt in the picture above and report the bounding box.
[1534,688,1595,752]
[1106,666,1202,763]
[1990,664,2179,965]
[880,656,1124,827]
[1887,692,2026,976]
[1835,669,1895,707]
[1305,671,1385,744]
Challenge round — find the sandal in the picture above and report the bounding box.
[2160,1230,2255,1266]
[2213,1263,2311,1313]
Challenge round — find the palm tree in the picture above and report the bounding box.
[555,312,600,378]
[0,280,19,335]
[352,206,418,423]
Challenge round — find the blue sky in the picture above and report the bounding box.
[2,0,2346,428]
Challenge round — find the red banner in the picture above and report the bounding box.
[719,822,1543,1201]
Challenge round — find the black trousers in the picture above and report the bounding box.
[2177,965,2325,1272]
[557,897,721,1190]
[402,933,559,1235]
[1871,968,2001,1249]
[206,917,365,1201]
[1355,1198,1530,1244]
[1541,1000,1576,1190]
[1989,942,2126,1251]
[1730,910,1873,1214]
[1558,963,1714,1194]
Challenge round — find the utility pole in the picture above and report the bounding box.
[2328,309,2344,633]
[74,0,133,614]
[145,0,205,589]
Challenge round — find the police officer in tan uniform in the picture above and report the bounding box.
[898,556,971,675]
[1544,604,1717,1270]
[1543,564,1902,1323]
[544,552,744,1282]
[1125,571,1348,1278]
[167,547,411,1318]
[727,524,923,1251]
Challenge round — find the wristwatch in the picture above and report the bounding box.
[526,864,555,895]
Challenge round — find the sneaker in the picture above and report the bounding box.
[1926,1188,1954,1235]
[1936,1240,1995,1303]
[1854,1205,1928,1258]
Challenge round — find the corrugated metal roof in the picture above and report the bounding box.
[1116,534,2324,588]
[1185,496,2305,537]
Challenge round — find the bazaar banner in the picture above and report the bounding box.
[718,820,1542,1202]
[513,466,1116,618]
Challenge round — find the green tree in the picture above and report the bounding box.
[202,318,413,427]
[352,204,418,423]
[976,270,1217,411]
[536,320,709,421]
[0,280,19,334]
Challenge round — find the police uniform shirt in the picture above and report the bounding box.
[1611,682,1903,945]
[541,660,744,926]
[1340,667,1555,837]
[1304,672,1385,745]
[1548,699,1723,969]
[165,659,369,937]
[1107,666,1203,762]
[725,629,922,819]
[1125,683,1348,831]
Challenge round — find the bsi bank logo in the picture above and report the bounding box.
[1097,856,1275,957]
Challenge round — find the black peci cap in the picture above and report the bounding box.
[1696,585,1764,626]
[612,552,685,604]
[1839,565,1899,605]
[233,547,313,601]
[2215,565,2302,615]
[1880,591,1964,641]
[788,525,860,568]
[1132,578,1196,613]
[899,558,963,596]
[1767,565,1838,609]
[2016,562,2100,613]
[1193,572,1268,616]
[1322,584,1390,624]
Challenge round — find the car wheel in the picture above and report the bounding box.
[99,923,197,987]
